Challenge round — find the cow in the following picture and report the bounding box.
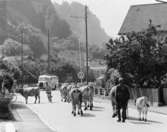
[135,96,150,122]
[16,86,40,104]
[109,85,118,118]
[115,79,130,122]
[79,84,94,110]
[66,84,75,103]
[70,88,83,116]
[60,83,69,102]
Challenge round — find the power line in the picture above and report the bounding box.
[85,5,89,85]
[71,5,89,84]
[21,29,24,88]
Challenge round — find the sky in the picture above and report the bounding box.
[53,0,159,37]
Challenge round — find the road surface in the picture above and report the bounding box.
[16,91,167,132]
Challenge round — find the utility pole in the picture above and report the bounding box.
[47,29,50,74]
[85,5,89,85]
[78,39,83,83]
[71,5,89,84]
[78,40,82,73]
[21,29,24,88]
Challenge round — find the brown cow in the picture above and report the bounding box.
[70,88,83,116]
[60,83,69,102]
[60,83,75,103]
[79,84,94,110]
[16,86,40,104]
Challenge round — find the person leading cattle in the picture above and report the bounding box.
[116,78,130,122]
[109,78,119,118]
[45,82,52,102]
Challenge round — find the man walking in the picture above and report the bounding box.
[116,79,130,122]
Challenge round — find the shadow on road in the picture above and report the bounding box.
[82,113,96,118]
[127,116,162,124]
[29,102,58,105]
[91,106,105,112]
[11,103,27,110]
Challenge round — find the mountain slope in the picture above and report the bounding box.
[0,0,108,67]
[0,0,72,42]
[0,0,73,57]
[9,0,72,37]
[54,1,110,47]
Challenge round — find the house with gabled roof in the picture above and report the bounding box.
[119,2,167,56]
[118,2,167,105]
[119,3,167,35]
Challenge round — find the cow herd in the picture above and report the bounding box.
[15,81,150,122]
[60,83,94,116]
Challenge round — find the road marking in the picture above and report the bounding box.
[27,105,57,132]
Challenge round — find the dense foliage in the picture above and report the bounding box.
[105,24,167,89]
[105,23,167,104]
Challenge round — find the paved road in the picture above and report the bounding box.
[16,91,167,132]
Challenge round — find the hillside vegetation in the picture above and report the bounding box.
[0,0,108,83]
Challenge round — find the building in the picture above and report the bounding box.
[119,3,167,35]
[118,2,167,105]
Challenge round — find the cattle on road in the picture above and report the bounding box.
[60,83,75,103]
[16,86,40,104]
[70,88,83,116]
[135,96,150,121]
[60,83,69,102]
[109,85,118,118]
[79,84,94,110]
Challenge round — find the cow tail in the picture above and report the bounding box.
[134,99,136,105]
[146,103,150,107]
[79,92,82,103]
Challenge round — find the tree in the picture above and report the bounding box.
[27,34,46,58]
[105,23,167,105]
[0,58,21,85]
[1,38,32,56]
[13,23,46,58]
[89,45,106,60]
[0,55,41,85]
[20,59,40,84]
[50,62,78,83]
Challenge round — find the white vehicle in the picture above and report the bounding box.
[38,75,59,90]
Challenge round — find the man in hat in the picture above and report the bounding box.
[115,78,130,122]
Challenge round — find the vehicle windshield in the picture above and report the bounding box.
[39,77,50,82]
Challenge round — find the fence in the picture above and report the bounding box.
[94,86,159,106]
[128,88,158,106]
[163,88,167,104]
[94,87,107,96]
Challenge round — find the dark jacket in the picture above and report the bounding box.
[116,83,130,104]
